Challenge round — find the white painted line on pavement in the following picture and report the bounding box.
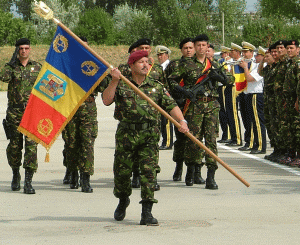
[218,144,300,176]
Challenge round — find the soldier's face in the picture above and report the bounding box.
[271,49,278,60]
[255,54,264,63]
[131,57,149,76]
[242,50,253,59]
[286,45,299,58]
[137,45,151,54]
[181,42,195,58]
[206,47,214,60]
[18,45,31,59]
[157,52,169,65]
[276,45,286,57]
[265,53,274,64]
[230,50,240,60]
[221,52,229,58]
[194,41,208,56]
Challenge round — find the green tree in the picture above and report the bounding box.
[74,7,115,45]
[259,0,300,20]
[0,0,13,12]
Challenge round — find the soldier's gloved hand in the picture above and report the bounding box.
[174,85,194,100]
[7,46,19,68]
[209,69,228,85]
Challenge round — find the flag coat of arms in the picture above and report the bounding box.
[232,62,252,92]
[18,26,109,149]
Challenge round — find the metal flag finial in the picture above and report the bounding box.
[33,1,54,20]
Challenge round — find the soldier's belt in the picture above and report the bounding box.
[9,103,27,109]
[197,96,216,103]
[120,122,153,130]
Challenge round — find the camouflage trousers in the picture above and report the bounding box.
[183,100,220,170]
[113,122,160,203]
[62,101,98,175]
[263,92,277,148]
[6,107,38,171]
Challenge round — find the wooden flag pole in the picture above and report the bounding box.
[33,1,250,188]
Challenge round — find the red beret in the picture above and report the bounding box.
[128,51,148,65]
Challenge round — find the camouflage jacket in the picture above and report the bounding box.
[0,59,42,106]
[283,57,300,101]
[113,76,177,124]
[273,56,288,95]
[167,55,233,99]
[262,64,276,95]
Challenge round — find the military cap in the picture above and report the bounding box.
[208,44,215,50]
[155,45,171,55]
[15,38,30,47]
[230,42,242,51]
[242,41,256,51]
[128,50,148,65]
[269,43,277,50]
[257,46,266,56]
[220,46,231,53]
[286,39,299,47]
[128,41,138,53]
[274,40,287,47]
[179,38,193,49]
[135,38,152,47]
[193,34,209,43]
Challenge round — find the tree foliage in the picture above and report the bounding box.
[259,0,300,20]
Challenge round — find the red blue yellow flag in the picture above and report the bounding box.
[233,62,252,92]
[18,26,109,150]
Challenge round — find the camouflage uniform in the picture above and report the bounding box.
[62,90,99,176]
[168,56,233,170]
[108,75,177,203]
[0,59,42,171]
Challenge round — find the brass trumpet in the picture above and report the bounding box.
[225,58,252,66]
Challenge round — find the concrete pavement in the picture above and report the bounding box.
[0,91,300,245]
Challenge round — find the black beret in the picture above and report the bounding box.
[128,41,138,53]
[209,43,215,50]
[15,38,30,47]
[286,39,299,47]
[79,36,88,42]
[135,38,151,47]
[179,37,193,49]
[269,43,276,50]
[193,34,209,43]
[274,40,287,47]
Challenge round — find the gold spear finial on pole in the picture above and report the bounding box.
[33,1,60,23]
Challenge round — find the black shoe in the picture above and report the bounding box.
[238,145,251,151]
[24,169,35,194]
[63,168,72,184]
[185,165,195,186]
[217,139,229,143]
[11,168,21,191]
[131,172,141,188]
[250,149,266,154]
[159,145,172,150]
[140,202,159,226]
[205,169,218,190]
[173,162,183,181]
[154,178,160,191]
[81,172,93,193]
[225,141,242,146]
[114,197,130,221]
[194,164,205,184]
[70,171,79,189]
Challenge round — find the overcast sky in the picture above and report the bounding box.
[246,0,258,11]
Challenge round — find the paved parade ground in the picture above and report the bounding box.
[0,91,300,245]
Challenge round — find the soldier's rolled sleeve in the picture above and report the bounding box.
[161,90,178,113]
[0,65,13,83]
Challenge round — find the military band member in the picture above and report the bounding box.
[0,38,42,194]
[102,50,189,225]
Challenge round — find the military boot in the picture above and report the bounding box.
[173,161,183,181]
[140,202,159,226]
[278,150,296,166]
[63,168,71,184]
[11,168,21,191]
[131,171,141,188]
[24,169,35,194]
[205,168,218,190]
[114,197,130,221]
[81,172,93,193]
[185,165,195,186]
[194,164,205,184]
[154,177,160,191]
[70,171,79,189]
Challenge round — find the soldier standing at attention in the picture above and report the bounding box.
[168,34,233,189]
[102,50,189,225]
[0,38,42,194]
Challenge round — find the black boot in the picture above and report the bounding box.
[205,169,218,190]
[131,171,141,188]
[63,168,71,184]
[11,168,21,191]
[24,169,35,194]
[154,177,160,191]
[185,165,195,186]
[194,164,205,184]
[114,197,130,221]
[140,202,158,226]
[81,172,93,193]
[173,161,183,181]
[70,171,79,189]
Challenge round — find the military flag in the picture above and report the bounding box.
[18,25,109,152]
[233,62,252,92]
